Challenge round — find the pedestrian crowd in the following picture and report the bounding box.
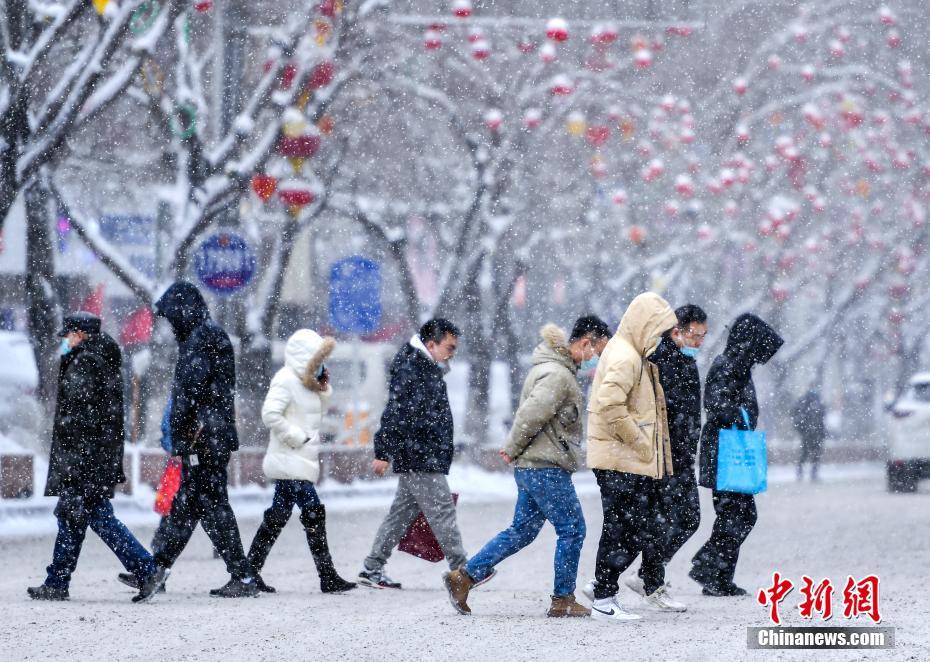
[28,281,786,624]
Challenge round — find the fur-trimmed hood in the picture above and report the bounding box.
[532,323,576,373]
[284,329,335,393]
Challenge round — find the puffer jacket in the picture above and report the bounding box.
[504,324,583,472]
[261,330,335,484]
[586,292,678,478]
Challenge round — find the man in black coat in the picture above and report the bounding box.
[690,313,783,596]
[28,312,167,602]
[357,318,466,589]
[792,390,826,481]
[148,281,257,597]
[629,305,707,602]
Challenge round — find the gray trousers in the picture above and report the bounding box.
[364,473,467,572]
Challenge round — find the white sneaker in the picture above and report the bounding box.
[623,574,646,596]
[590,596,642,622]
[642,584,687,612]
[581,579,596,603]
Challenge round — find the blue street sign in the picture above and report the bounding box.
[194,232,256,295]
[329,256,381,334]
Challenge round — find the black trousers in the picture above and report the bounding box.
[152,451,253,580]
[593,470,664,600]
[691,490,757,586]
[639,467,701,579]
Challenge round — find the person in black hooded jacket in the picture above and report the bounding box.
[148,281,258,598]
[28,312,167,603]
[690,313,783,597]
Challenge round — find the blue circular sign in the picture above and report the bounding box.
[194,232,256,295]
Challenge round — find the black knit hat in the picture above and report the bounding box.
[58,311,101,337]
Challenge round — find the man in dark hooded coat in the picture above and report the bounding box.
[690,313,783,597]
[149,281,257,597]
[28,312,167,602]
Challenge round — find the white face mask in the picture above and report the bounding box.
[439,357,452,375]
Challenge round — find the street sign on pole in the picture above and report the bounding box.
[193,231,256,295]
[329,256,381,335]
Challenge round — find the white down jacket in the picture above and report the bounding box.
[261,329,335,483]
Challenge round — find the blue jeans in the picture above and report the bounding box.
[465,468,586,597]
[268,479,322,515]
[46,495,156,589]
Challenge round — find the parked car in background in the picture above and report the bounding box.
[886,372,930,493]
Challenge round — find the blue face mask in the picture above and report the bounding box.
[316,363,326,379]
[580,356,599,371]
[59,338,72,356]
[680,345,699,359]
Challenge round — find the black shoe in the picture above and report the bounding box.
[27,584,69,601]
[255,575,276,593]
[119,571,166,593]
[702,582,748,597]
[688,565,714,586]
[320,573,357,594]
[133,566,169,603]
[210,577,259,598]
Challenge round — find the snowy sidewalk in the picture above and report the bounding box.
[1,465,927,661]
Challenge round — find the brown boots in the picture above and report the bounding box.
[547,594,591,618]
[442,568,475,615]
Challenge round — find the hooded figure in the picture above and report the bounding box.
[587,292,678,479]
[697,313,784,489]
[147,281,257,598]
[690,313,783,597]
[585,293,687,622]
[503,324,584,472]
[155,281,238,457]
[245,329,356,595]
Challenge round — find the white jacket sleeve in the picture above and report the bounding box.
[261,378,306,448]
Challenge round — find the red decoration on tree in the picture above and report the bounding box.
[546,18,569,42]
[251,174,278,202]
[585,125,610,147]
[308,61,335,90]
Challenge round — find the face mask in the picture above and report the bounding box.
[316,363,326,379]
[680,346,699,359]
[59,338,72,356]
[580,356,599,371]
[439,358,452,375]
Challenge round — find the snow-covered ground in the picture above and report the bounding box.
[0,463,927,661]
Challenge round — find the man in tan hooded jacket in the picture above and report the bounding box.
[585,292,682,622]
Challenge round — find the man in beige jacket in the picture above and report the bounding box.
[585,292,682,622]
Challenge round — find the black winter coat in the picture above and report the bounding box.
[650,335,702,472]
[46,332,127,497]
[792,391,826,442]
[698,314,784,488]
[156,282,238,457]
[374,342,454,474]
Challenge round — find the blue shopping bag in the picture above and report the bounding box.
[716,407,768,494]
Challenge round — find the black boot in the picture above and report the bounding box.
[246,512,289,593]
[300,504,356,593]
[27,584,69,601]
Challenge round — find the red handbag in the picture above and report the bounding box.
[397,493,459,562]
[153,457,182,516]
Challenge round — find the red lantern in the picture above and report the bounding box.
[590,24,617,45]
[251,174,278,203]
[523,108,542,130]
[634,48,652,69]
[452,0,471,18]
[471,39,491,60]
[612,189,627,205]
[546,18,569,42]
[585,125,610,147]
[800,65,816,82]
[484,109,503,131]
[308,61,335,90]
[628,225,646,244]
[194,0,213,11]
[467,27,484,43]
[732,78,748,96]
[878,6,895,26]
[550,75,573,96]
[424,30,442,50]
[278,180,316,216]
[887,30,901,48]
[675,174,695,196]
[281,63,297,90]
[277,134,321,159]
[319,0,338,17]
[539,42,556,64]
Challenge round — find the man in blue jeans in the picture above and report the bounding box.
[443,316,611,616]
[28,312,167,602]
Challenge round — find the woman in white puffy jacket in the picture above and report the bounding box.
[245,329,356,594]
